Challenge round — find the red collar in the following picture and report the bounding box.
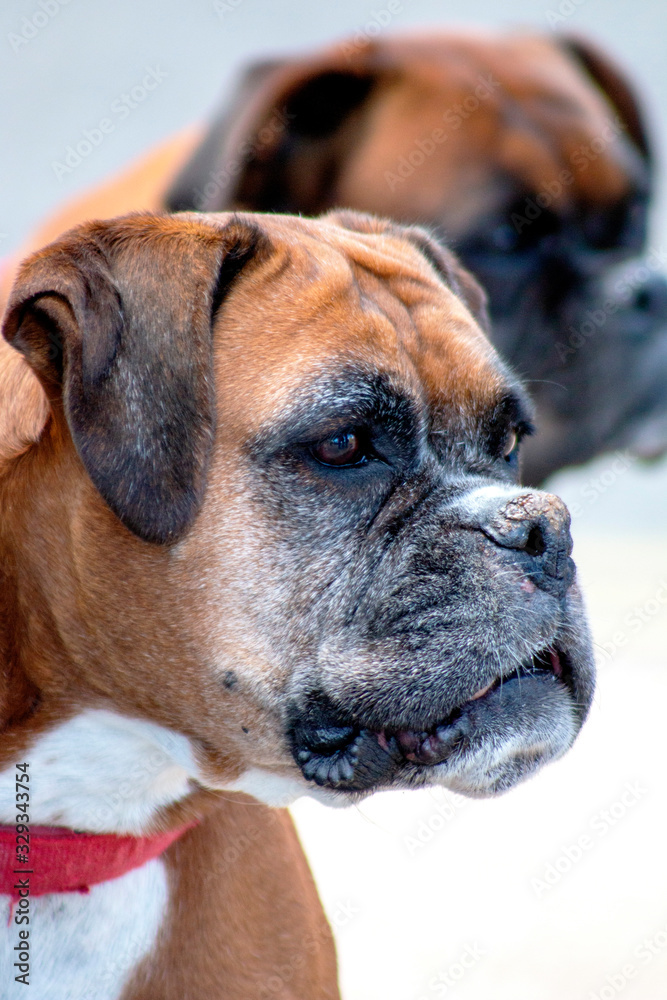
[0,823,196,901]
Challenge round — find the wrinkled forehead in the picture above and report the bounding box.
[209,215,507,438]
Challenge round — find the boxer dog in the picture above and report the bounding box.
[163,30,667,484]
[0,210,594,997]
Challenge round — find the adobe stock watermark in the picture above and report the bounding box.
[588,916,667,1000]
[341,1,403,60]
[385,74,501,191]
[8,0,74,54]
[545,0,587,30]
[596,578,667,664]
[51,66,168,181]
[567,451,636,520]
[510,115,626,236]
[556,247,667,363]
[415,942,486,998]
[403,786,469,856]
[531,780,648,897]
[213,0,244,16]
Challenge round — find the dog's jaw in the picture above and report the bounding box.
[285,653,586,804]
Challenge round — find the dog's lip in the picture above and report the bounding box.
[467,646,565,706]
[470,678,495,700]
[292,646,571,787]
[391,647,568,765]
[469,647,563,703]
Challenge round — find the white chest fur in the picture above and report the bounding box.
[0,709,199,834]
[1,857,168,1000]
[0,708,315,996]
[0,710,197,997]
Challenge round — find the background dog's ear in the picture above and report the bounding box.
[325,209,492,337]
[2,215,265,544]
[165,46,384,215]
[560,34,651,165]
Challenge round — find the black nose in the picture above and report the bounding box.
[631,273,667,321]
[479,492,575,598]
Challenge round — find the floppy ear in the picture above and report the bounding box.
[164,46,383,215]
[1,214,265,544]
[560,34,651,166]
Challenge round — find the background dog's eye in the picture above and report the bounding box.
[311,431,365,467]
[503,430,519,465]
[489,222,519,252]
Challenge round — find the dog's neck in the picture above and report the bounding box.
[0,425,71,741]
[0,504,37,735]
[0,436,202,837]
[0,707,200,835]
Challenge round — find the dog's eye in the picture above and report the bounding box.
[503,430,519,466]
[489,223,519,252]
[311,431,366,467]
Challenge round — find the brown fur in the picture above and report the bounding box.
[160,30,662,485]
[1,209,502,997]
[211,32,635,224]
[129,800,339,1000]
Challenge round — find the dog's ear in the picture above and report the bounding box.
[1,214,265,544]
[165,47,384,216]
[326,209,491,337]
[560,34,651,165]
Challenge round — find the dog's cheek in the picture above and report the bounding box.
[172,469,301,711]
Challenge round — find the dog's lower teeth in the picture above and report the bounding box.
[339,757,354,782]
[314,761,332,785]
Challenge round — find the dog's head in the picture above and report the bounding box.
[1,210,594,804]
[165,30,667,483]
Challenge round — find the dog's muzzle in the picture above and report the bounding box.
[288,484,594,799]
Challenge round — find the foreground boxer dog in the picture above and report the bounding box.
[164,30,667,484]
[0,210,594,997]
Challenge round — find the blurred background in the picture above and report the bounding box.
[1,2,666,997]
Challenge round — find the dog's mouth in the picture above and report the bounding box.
[290,647,574,794]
